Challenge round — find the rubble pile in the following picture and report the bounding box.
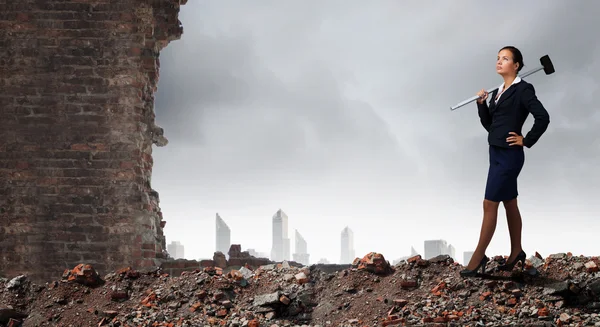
[1,252,599,327]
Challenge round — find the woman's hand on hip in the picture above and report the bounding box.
[507,132,524,146]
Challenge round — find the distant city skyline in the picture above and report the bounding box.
[167,210,481,265]
[424,240,456,260]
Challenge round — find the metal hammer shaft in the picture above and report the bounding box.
[450,66,545,111]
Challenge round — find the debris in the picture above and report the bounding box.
[5,276,26,290]
[0,253,599,326]
[62,264,104,287]
[352,252,393,275]
[585,260,599,273]
[0,308,28,325]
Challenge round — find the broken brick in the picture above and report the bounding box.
[62,264,104,287]
[431,281,446,294]
[279,295,290,305]
[110,291,129,302]
[407,255,421,263]
[400,280,418,289]
[382,318,404,326]
[433,316,448,323]
[585,261,599,273]
[479,291,492,301]
[213,291,225,301]
[353,252,393,275]
[189,302,202,312]
[294,272,309,284]
[416,259,429,267]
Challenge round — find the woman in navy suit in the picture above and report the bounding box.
[461,46,550,277]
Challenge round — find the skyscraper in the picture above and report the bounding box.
[167,241,185,259]
[292,229,310,265]
[271,209,290,262]
[424,240,447,259]
[447,244,456,260]
[340,226,355,264]
[410,246,418,256]
[424,239,456,260]
[215,213,231,257]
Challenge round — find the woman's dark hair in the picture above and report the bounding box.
[499,46,525,72]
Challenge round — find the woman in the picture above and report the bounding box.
[460,46,550,277]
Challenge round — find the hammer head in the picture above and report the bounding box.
[540,55,555,75]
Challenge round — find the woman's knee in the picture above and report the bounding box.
[483,199,500,212]
[502,198,519,209]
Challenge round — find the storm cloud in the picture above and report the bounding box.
[152,1,600,263]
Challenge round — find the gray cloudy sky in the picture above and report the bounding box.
[152,1,600,264]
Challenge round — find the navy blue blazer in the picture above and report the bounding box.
[477,79,550,148]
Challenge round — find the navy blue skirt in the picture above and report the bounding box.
[484,145,525,202]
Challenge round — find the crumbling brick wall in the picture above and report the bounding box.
[0,0,187,283]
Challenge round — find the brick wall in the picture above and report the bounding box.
[160,259,201,277]
[0,0,187,283]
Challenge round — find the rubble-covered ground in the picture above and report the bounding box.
[1,252,600,327]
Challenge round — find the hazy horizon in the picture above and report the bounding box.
[152,1,600,265]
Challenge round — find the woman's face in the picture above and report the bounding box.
[496,49,519,76]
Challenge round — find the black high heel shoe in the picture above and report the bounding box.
[460,255,489,277]
[498,250,526,272]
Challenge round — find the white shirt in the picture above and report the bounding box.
[495,76,521,104]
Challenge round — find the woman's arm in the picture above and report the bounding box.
[477,99,492,131]
[521,83,550,148]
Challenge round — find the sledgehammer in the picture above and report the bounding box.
[450,54,555,111]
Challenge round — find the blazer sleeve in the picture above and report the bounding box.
[477,99,492,131]
[521,83,550,148]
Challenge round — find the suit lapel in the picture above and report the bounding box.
[489,89,499,113]
[495,84,517,108]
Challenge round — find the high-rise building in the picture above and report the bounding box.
[424,240,446,259]
[292,229,310,265]
[340,226,355,264]
[447,244,456,260]
[167,241,185,259]
[317,258,330,264]
[410,246,418,256]
[270,209,290,262]
[215,213,231,257]
[424,239,456,260]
